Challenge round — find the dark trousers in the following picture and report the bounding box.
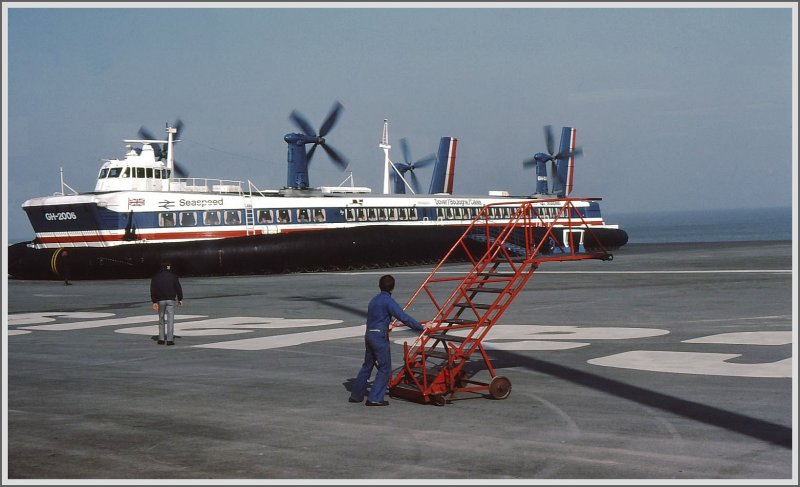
[350,331,391,403]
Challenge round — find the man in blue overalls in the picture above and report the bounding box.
[349,274,426,406]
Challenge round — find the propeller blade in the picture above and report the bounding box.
[554,147,583,161]
[409,170,420,193]
[544,125,555,155]
[173,160,189,179]
[138,126,156,140]
[522,157,537,168]
[306,143,319,164]
[412,154,436,169]
[321,143,347,169]
[318,101,343,137]
[289,110,316,136]
[399,137,412,165]
[173,119,184,140]
[137,126,163,159]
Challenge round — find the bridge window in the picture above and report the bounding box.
[120,167,130,178]
[154,169,161,179]
[204,211,221,225]
[107,168,122,178]
[277,209,291,224]
[135,167,145,178]
[159,212,176,227]
[146,168,153,178]
[224,210,241,225]
[99,168,109,178]
[180,212,196,226]
[257,209,273,224]
[313,209,326,223]
[164,169,171,179]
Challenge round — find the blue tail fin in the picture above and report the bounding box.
[428,137,457,194]
[552,127,576,197]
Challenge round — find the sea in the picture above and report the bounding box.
[609,206,793,244]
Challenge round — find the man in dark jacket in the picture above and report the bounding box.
[349,275,426,406]
[150,260,183,346]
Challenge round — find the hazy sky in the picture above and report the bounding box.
[3,3,796,243]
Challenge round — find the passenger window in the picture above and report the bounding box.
[160,212,176,227]
[146,168,153,178]
[180,212,196,226]
[258,210,273,224]
[398,208,408,221]
[367,208,378,221]
[409,208,417,220]
[278,209,291,224]
[313,209,326,223]
[378,208,387,220]
[388,208,398,221]
[225,210,241,225]
[297,209,310,223]
[345,208,356,222]
[357,209,367,222]
[154,169,161,179]
[204,211,221,225]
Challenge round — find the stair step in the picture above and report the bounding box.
[476,272,516,278]
[442,318,479,325]
[423,350,451,360]
[454,302,492,310]
[430,333,468,343]
[493,256,527,263]
[467,287,506,293]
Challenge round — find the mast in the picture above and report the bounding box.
[380,119,391,194]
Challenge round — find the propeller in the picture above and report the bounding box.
[394,137,435,193]
[522,125,583,192]
[138,118,188,178]
[289,102,348,169]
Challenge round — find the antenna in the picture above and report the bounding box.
[380,119,392,194]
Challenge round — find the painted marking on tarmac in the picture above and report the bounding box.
[392,325,670,351]
[8,312,116,326]
[17,314,207,331]
[194,325,363,350]
[589,351,792,378]
[7,313,791,378]
[8,330,32,336]
[683,331,792,346]
[115,317,344,337]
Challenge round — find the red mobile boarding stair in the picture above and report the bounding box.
[388,198,614,406]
